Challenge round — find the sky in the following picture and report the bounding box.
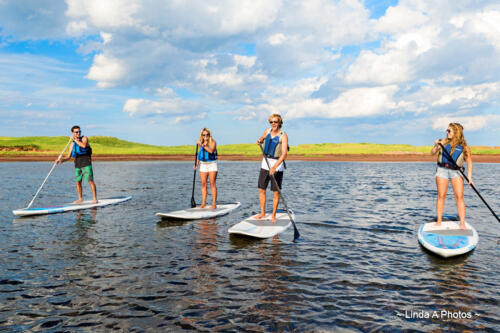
[0,0,499,146]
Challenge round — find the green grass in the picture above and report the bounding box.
[1,136,499,156]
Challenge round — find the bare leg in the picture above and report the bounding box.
[255,188,266,219]
[200,172,208,208]
[435,176,449,226]
[451,176,466,229]
[209,171,217,209]
[74,181,83,204]
[89,180,98,203]
[271,190,280,223]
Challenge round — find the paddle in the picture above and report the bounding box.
[438,142,500,223]
[26,138,73,209]
[190,144,199,208]
[259,143,300,240]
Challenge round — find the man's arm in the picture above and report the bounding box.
[57,142,74,164]
[73,136,88,148]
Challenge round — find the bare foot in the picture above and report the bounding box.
[271,215,277,223]
[434,222,442,227]
[199,204,207,209]
[92,199,98,204]
[210,205,217,210]
[73,199,83,204]
[459,223,467,230]
[254,213,266,219]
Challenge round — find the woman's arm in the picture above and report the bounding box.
[466,146,473,184]
[201,140,216,153]
[431,138,446,155]
[257,130,268,144]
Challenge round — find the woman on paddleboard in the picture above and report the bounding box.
[56,125,98,204]
[256,114,288,223]
[194,128,218,209]
[431,122,473,229]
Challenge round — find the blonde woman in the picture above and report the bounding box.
[194,128,218,209]
[256,114,288,223]
[431,123,473,229]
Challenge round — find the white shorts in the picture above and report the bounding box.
[200,161,218,173]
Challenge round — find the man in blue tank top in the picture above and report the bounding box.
[256,114,289,223]
[56,125,98,204]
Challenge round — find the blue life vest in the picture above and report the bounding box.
[71,137,92,158]
[198,146,217,162]
[438,143,464,168]
[263,130,287,159]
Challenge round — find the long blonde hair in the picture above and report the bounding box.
[199,128,214,146]
[446,122,469,159]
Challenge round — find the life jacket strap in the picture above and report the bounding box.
[437,162,461,170]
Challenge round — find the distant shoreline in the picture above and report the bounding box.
[1,154,500,163]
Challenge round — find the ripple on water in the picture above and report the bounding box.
[0,161,499,331]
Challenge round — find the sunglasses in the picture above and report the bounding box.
[73,131,81,134]
[446,129,451,133]
[269,121,279,124]
[202,134,209,137]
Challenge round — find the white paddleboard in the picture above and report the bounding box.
[228,209,294,238]
[156,202,241,220]
[13,196,132,217]
[418,221,478,258]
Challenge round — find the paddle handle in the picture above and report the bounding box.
[259,143,300,239]
[26,138,72,209]
[190,144,199,207]
[437,143,500,223]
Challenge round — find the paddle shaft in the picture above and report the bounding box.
[26,138,73,209]
[259,143,300,239]
[191,144,199,207]
[438,142,500,222]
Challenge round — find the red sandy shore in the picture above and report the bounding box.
[1,154,500,162]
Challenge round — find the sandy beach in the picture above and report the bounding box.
[1,154,499,163]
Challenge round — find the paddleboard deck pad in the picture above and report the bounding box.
[13,196,132,217]
[418,221,478,258]
[228,209,294,238]
[156,202,241,220]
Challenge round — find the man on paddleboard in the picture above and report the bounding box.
[256,114,288,223]
[56,125,98,204]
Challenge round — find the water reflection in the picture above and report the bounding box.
[425,256,481,330]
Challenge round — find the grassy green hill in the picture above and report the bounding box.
[0,136,499,156]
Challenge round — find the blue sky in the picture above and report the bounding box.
[1,0,499,146]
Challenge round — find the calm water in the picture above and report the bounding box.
[0,161,499,332]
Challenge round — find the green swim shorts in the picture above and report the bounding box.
[74,165,94,182]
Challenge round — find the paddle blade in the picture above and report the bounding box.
[293,225,300,240]
[191,197,196,208]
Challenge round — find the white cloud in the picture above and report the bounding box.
[432,115,489,131]
[66,20,88,36]
[86,54,126,88]
[268,33,287,46]
[232,78,399,120]
[66,0,142,30]
[431,83,500,108]
[376,4,428,33]
[450,9,500,51]
[194,54,267,89]
[123,88,207,120]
